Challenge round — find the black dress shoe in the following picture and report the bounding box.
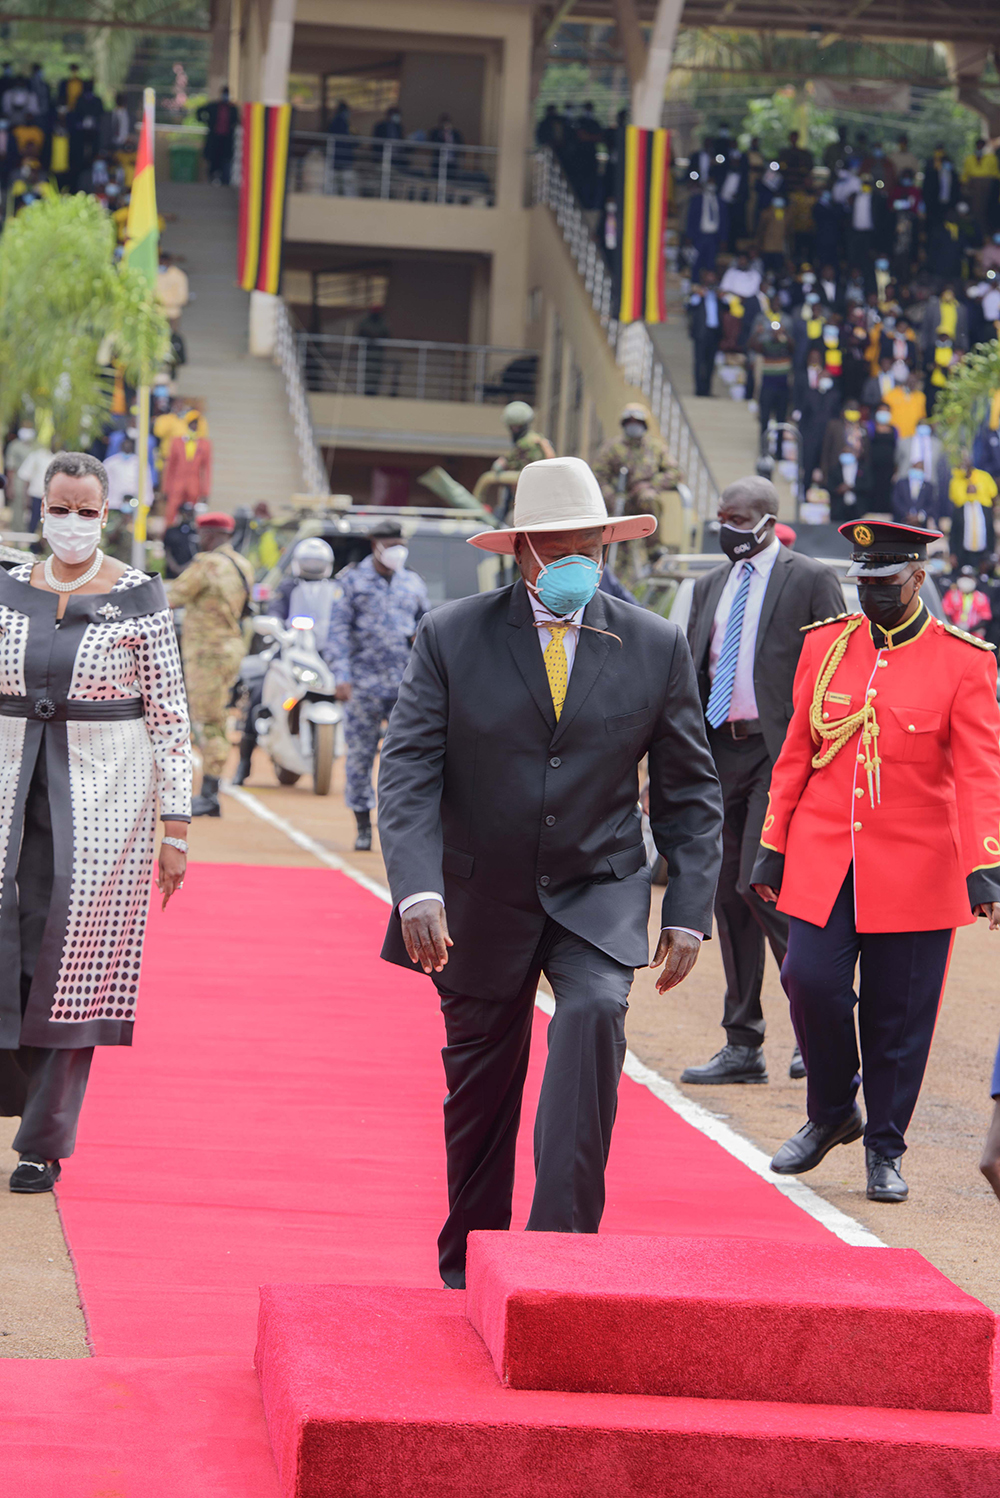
[770,1106,864,1174]
[789,1044,807,1080]
[230,755,253,786]
[10,1156,61,1194]
[681,1044,768,1085]
[866,1148,908,1202]
[354,811,372,851]
[191,775,221,817]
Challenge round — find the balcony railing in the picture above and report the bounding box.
[289,133,498,207]
[299,334,537,405]
[274,302,330,495]
[532,149,719,521]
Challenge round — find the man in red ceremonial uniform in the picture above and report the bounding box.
[752,520,1000,1202]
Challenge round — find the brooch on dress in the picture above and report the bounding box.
[97,603,123,621]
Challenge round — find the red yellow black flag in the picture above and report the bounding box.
[237,103,293,295]
[615,125,669,324]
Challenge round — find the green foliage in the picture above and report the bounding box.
[535,64,621,125]
[741,93,837,157]
[0,191,170,447]
[934,340,1000,465]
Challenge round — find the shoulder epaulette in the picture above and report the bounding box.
[801,611,861,634]
[939,620,997,651]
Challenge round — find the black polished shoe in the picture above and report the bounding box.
[10,1155,61,1194]
[680,1044,768,1085]
[866,1147,908,1202]
[770,1106,864,1175]
[789,1044,807,1080]
[191,775,221,817]
[354,811,372,852]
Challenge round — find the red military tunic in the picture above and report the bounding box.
[758,605,1000,931]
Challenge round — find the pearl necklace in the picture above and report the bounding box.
[44,550,104,593]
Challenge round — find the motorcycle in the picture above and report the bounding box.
[241,614,343,794]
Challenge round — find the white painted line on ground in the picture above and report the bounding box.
[224,783,884,1250]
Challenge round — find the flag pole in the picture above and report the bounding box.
[131,86,156,571]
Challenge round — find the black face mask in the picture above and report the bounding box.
[857,576,917,630]
[718,515,771,562]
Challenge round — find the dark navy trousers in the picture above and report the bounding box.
[781,868,953,1159]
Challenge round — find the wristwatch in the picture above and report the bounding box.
[161,836,189,854]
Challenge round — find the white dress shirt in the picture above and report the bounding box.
[400,584,703,940]
[707,538,781,722]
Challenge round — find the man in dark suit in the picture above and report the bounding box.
[681,477,843,1086]
[377,457,724,1288]
[688,268,723,397]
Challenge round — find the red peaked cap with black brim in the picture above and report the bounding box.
[839,519,943,579]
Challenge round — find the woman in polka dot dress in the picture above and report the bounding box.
[0,453,191,1194]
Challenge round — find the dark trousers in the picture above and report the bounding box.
[0,746,94,1160]
[710,729,788,1047]
[758,374,789,435]
[693,330,720,396]
[781,868,953,1158]
[436,920,632,1287]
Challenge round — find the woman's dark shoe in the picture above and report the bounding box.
[866,1148,908,1202]
[230,755,253,786]
[770,1105,864,1174]
[354,811,372,852]
[191,774,221,816]
[10,1155,61,1193]
[789,1044,807,1080]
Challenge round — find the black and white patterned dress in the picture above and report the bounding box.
[0,564,191,1049]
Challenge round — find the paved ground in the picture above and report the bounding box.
[5,742,999,1357]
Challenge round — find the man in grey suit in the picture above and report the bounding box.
[681,477,843,1086]
[377,457,723,1288]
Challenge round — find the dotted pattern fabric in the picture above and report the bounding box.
[544,626,570,720]
[6,564,192,1030]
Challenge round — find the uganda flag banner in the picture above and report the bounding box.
[615,125,669,325]
[237,102,292,295]
[123,91,157,289]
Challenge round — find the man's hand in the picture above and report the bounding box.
[974,902,1000,930]
[753,884,780,904]
[402,899,453,973]
[650,929,701,993]
[334,682,352,702]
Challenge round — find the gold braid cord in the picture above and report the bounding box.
[808,618,882,806]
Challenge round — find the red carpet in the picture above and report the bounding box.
[0,862,988,1494]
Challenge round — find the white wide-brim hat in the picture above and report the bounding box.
[468,456,657,555]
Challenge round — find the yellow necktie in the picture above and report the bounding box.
[543,625,569,720]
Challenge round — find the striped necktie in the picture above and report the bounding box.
[706,562,753,728]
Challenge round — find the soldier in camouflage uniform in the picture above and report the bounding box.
[492,401,556,476]
[324,519,430,850]
[592,403,685,566]
[166,512,253,817]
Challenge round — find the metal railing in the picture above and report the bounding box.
[531,149,719,521]
[298,334,537,405]
[274,301,330,495]
[289,132,498,206]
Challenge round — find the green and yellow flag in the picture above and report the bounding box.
[123,94,157,288]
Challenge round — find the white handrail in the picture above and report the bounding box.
[532,149,718,519]
[274,301,330,495]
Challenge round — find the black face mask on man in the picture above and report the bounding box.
[857,572,919,630]
[718,513,772,562]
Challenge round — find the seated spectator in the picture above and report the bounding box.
[942,566,993,636]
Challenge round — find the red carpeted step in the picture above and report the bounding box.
[255,1283,1000,1498]
[464,1232,995,1414]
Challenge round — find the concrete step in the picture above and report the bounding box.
[465,1232,995,1413]
[255,1282,1000,1498]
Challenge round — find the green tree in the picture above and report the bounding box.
[934,340,1000,465]
[0,191,169,448]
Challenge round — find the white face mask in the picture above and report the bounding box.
[377,543,408,573]
[43,508,104,565]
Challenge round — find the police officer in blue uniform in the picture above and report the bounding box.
[325,520,430,850]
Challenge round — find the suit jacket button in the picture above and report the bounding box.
[855,787,864,798]
[549,756,561,767]
[545,815,556,826]
[854,821,862,831]
[908,724,915,732]
[539,875,550,887]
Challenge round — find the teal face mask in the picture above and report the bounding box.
[528,539,602,616]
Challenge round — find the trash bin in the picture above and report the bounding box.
[168,144,200,183]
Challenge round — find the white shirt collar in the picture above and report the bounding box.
[738,536,781,576]
[529,590,585,630]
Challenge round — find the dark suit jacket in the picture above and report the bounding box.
[687,545,845,765]
[377,579,723,1000]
